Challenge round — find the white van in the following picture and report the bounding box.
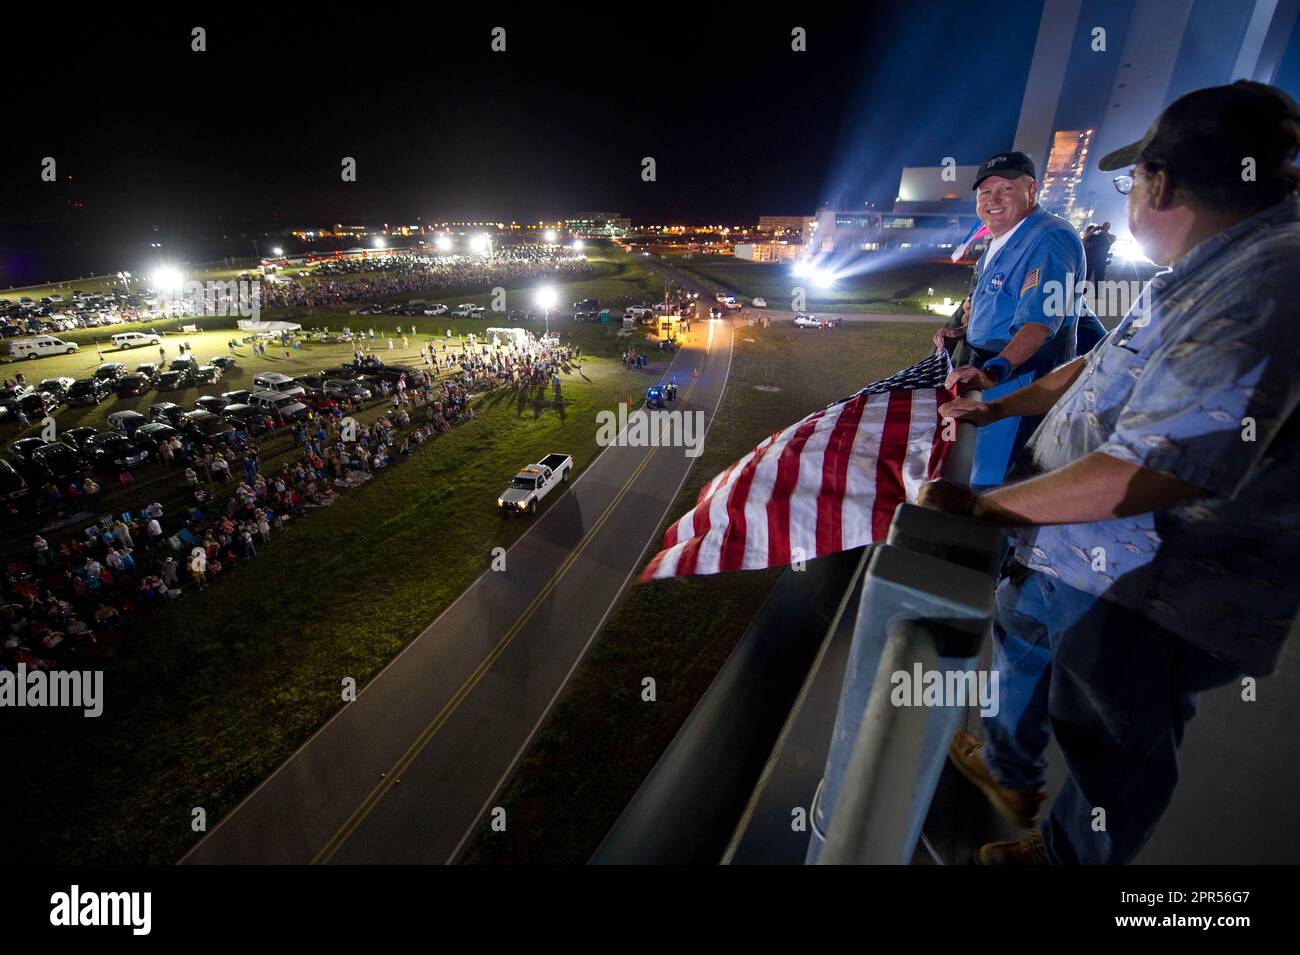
[252,371,303,393]
[111,331,162,349]
[9,336,79,360]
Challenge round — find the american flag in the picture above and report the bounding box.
[639,350,954,582]
[950,221,991,263]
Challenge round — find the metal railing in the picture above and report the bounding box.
[810,393,1004,864]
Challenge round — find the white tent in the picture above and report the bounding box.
[485,327,528,348]
[238,319,302,332]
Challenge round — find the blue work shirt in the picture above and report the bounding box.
[1010,196,1300,676]
[967,205,1083,486]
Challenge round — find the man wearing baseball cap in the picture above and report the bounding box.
[939,150,1086,487]
[922,80,1300,864]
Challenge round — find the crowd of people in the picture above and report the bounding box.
[450,332,578,392]
[0,346,504,678]
[257,247,595,310]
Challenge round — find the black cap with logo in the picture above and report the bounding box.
[972,151,1037,190]
[1098,80,1300,173]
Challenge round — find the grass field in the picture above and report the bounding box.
[461,318,936,864]
[14,253,687,864]
[663,252,972,314]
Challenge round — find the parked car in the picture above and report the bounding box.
[194,395,231,415]
[133,422,179,453]
[252,371,298,392]
[423,303,448,315]
[181,410,236,445]
[116,373,153,398]
[38,377,76,400]
[148,402,187,427]
[250,390,308,422]
[220,389,253,405]
[29,442,86,483]
[323,379,371,402]
[0,459,28,502]
[0,384,35,413]
[83,432,151,471]
[210,355,238,370]
[107,410,149,437]
[93,362,129,382]
[9,434,49,459]
[134,362,162,383]
[299,391,339,413]
[195,364,223,384]
[16,391,58,417]
[378,365,426,388]
[8,336,78,360]
[66,378,112,407]
[222,404,275,435]
[155,369,190,391]
[61,427,102,453]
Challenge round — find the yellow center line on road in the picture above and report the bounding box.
[311,338,712,865]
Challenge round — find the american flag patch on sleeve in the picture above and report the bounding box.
[1020,268,1040,296]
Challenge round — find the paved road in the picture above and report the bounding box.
[183,303,734,864]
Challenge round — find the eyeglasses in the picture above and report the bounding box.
[1113,175,1134,195]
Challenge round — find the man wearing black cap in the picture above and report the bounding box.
[922,81,1300,865]
[938,150,1085,487]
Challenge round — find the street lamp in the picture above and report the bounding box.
[535,286,557,334]
[152,266,183,291]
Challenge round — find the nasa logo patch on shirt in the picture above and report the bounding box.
[988,272,1005,292]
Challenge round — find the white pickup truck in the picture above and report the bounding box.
[498,453,572,514]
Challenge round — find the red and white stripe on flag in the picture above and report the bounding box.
[640,369,952,582]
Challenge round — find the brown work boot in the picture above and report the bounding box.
[976,829,1047,865]
[948,730,1047,828]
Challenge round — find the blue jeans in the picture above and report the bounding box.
[982,569,1240,864]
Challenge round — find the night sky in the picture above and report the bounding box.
[0,7,1044,236]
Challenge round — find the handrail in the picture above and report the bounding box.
[816,618,943,864]
[938,387,981,486]
[808,392,1000,864]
